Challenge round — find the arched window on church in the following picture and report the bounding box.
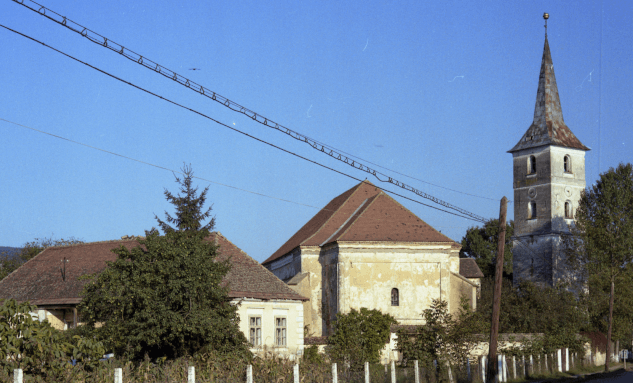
[528,201,537,219]
[564,155,572,173]
[391,288,399,306]
[565,201,573,219]
[528,155,536,175]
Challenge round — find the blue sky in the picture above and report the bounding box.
[1,0,631,262]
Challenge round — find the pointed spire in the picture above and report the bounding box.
[509,16,589,153]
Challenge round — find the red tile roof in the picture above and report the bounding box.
[509,36,589,153]
[0,233,306,306]
[263,180,457,265]
[459,258,485,278]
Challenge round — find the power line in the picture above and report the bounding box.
[0,117,323,211]
[0,23,487,224]
[10,0,492,220]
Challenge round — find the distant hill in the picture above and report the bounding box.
[0,247,21,260]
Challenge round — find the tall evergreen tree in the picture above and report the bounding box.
[80,166,249,360]
[566,163,633,372]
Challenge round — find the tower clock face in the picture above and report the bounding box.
[564,186,572,198]
[528,187,537,199]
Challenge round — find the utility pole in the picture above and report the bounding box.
[487,196,508,383]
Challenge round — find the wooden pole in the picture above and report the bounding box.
[487,197,508,383]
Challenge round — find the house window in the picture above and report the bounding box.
[565,201,573,219]
[528,155,536,175]
[275,317,287,347]
[528,202,537,219]
[391,288,399,306]
[564,155,572,173]
[249,316,262,347]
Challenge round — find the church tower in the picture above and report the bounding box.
[509,15,590,287]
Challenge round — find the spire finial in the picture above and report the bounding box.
[543,13,549,36]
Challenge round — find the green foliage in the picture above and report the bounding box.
[584,265,633,341]
[565,163,633,369]
[79,166,250,360]
[0,237,83,281]
[327,307,396,369]
[397,299,483,371]
[477,278,588,336]
[303,344,325,365]
[460,219,514,277]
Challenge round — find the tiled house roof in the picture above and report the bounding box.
[263,180,458,265]
[210,233,307,301]
[0,233,306,306]
[508,36,589,153]
[459,258,485,278]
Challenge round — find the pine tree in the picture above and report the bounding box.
[80,166,249,360]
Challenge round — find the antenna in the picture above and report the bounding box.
[60,257,69,281]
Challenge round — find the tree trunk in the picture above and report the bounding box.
[606,278,615,372]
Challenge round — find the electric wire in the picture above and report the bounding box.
[0,23,486,224]
[10,0,491,220]
[0,117,324,211]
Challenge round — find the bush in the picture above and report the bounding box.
[327,307,396,370]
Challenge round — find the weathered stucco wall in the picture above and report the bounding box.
[332,242,461,331]
[235,298,304,357]
[449,272,477,311]
[40,308,76,330]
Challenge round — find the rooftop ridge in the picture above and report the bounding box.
[326,193,381,245]
[304,181,372,246]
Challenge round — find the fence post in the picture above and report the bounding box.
[467,357,471,382]
[414,360,420,383]
[481,355,486,383]
[512,356,516,379]
[565,348,569,371]
[502,355,508,382]
[390,360,396,383]
[188,366,195,383]
[13,369,23,383]
[557,350,562,373]
[364,361,370,383]
[294,363,299,383]
[332,363,338,383]
[114,368,123,383]
[246,364,253,383]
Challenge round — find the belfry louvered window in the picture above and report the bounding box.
[565,201,573,219]
[564,155,572,173]
[528,155,536,174]
[528,202,537,219]
[391,288,399,306]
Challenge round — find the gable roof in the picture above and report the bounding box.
[210,233,307,301]
[0,233,306,306]
[509,36,589,153]
[459,258,485,279]
[263,180,457,265]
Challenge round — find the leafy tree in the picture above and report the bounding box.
[460,219,514,277]
[0,237,83,281]
[79,166,250,360]
[476,278,588,336]
[327,308,396,369]
[0,298,104,379]
[565,163,633,371]
[397,299,483,380]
